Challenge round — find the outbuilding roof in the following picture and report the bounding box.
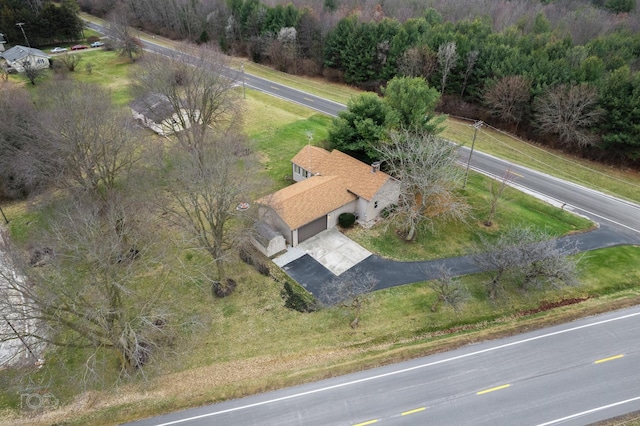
[130,93,177,123]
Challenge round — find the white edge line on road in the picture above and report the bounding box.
[536,395,640,426]
[151,310,640,425]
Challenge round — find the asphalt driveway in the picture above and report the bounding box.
[276,222,640,303]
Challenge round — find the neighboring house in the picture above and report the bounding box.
[257,146,400,247]
[130,93,198,136]
[0,45,49,73]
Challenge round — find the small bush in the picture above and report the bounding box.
[239,245,253,265]
[281,281,318,312]
[255,262,270,276]
[212,278,237,298]
[239,243,271,276]
[338,212,356,228]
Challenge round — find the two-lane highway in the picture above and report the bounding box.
[128,306,640,425]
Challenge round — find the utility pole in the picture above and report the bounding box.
[241,63,246,99]
[463,120,483,189]
[16,22,30,48]
[0,206,8,224]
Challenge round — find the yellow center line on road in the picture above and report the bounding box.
[509,171,524,178]
[595,354,624,364]
[402,407,426,416]
[477,384,511,395]
[353,419,378,426]
[270,86,280,90]
[303,97,315,102]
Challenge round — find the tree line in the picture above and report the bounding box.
[74,0,639,166]
[0,0,83,46]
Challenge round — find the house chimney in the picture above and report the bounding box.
[371,161,381,173]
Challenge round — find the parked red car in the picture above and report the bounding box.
[71,44,88,50]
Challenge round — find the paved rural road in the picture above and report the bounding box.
[127,306,640,426]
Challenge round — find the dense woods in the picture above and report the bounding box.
[1,0,639,177]
[0,0,83,46]
[71,0,640,166]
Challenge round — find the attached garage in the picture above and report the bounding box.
[297,215,327,243]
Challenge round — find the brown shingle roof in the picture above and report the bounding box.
[292,145,391,201]
[258,175,356,229]
[291,145,330,173]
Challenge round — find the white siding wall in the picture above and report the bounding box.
[327,199,358,228]
[362,179,401,222]
[291,163,312,182]
[9,55,49,72]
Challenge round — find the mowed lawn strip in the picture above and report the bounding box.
[346,172,594,261]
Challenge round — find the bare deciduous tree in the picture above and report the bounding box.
[437,41,457,95]
[460,50,479,97]
[483,75,531,126]
[108,5,143,62]
[131,47,239,152]
[0,194,171,375]
[58,52,82,72]
[36,80,145,202]
[161,131,263,290]
[534,83,604,149]
[320,268,378,328]
[427,265,468,312]
[377,130,469,241]
[0,86,48,198]
[472,226,580,300]
[21,59,46,85]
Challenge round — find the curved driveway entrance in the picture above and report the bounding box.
[274,222,640,303]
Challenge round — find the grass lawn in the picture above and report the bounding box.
[11,245,638,426]
[345,171,593,261]
[66,50,135,106]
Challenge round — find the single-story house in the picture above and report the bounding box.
[130,93,199,136]
[0,45,49,73]
[257,146,400,247]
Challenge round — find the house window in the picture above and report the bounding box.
[374,201,378,209]
[294,165,301,174]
